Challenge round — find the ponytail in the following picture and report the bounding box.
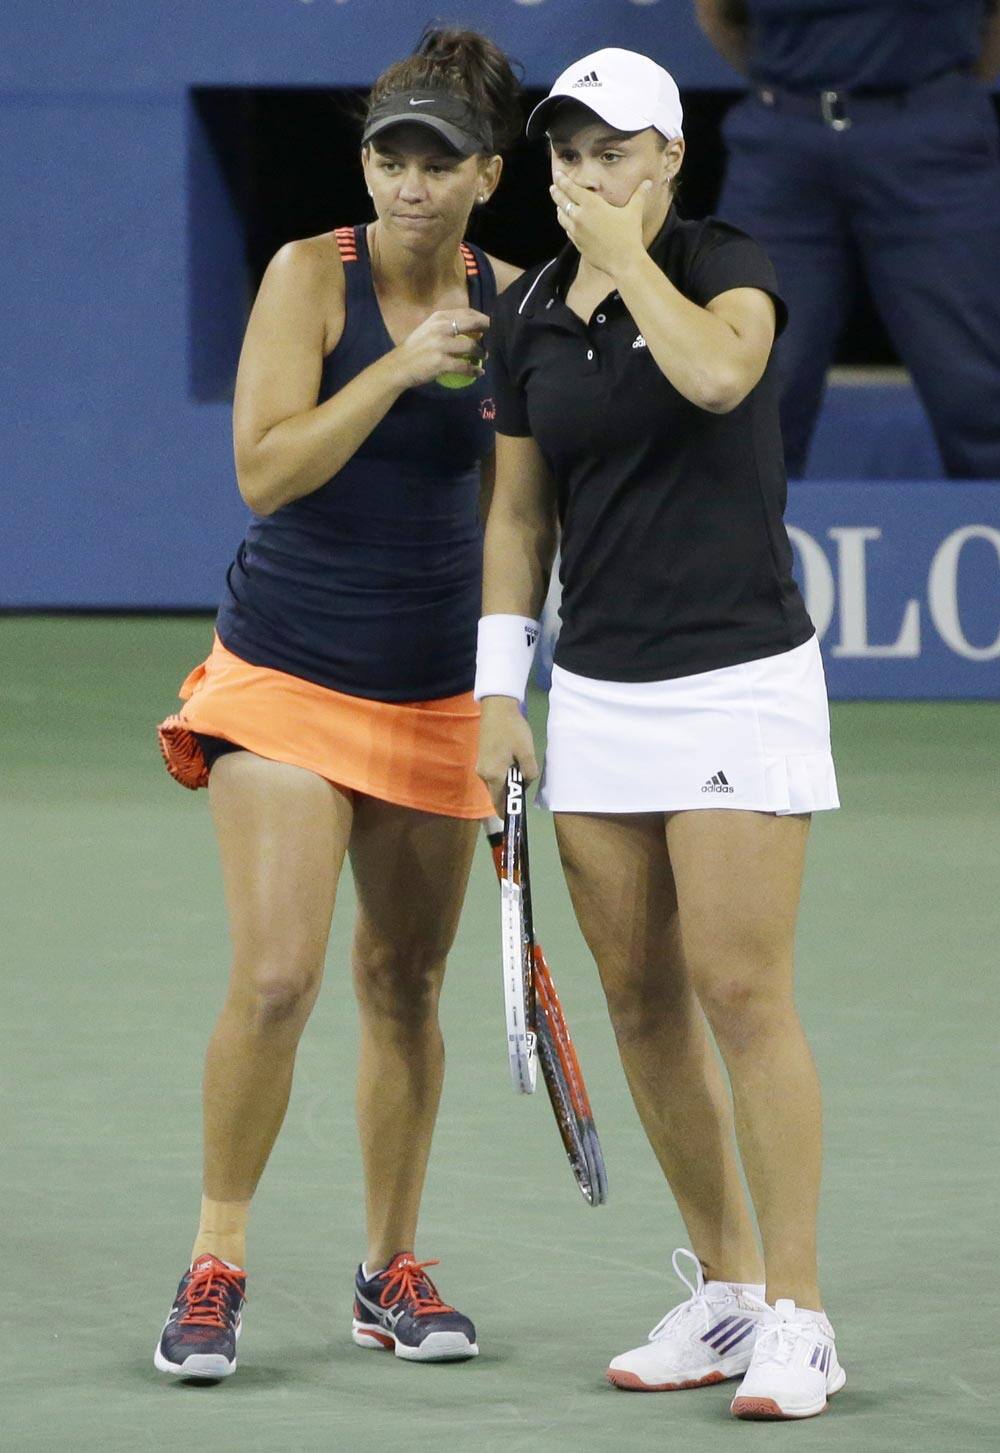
[367,25,523,153]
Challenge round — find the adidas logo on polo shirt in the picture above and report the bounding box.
[572,71,601,87]
[702,770,734,794]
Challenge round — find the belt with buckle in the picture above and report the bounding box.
[755,68,964,131]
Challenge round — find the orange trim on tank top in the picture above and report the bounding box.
[336,224,477,276]
[335,225,358,261]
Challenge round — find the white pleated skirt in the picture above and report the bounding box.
[536,635,839,815]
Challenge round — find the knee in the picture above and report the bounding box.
[694,968,791,1056]
[231,951,323,1029]
[353,938,446,1029]
[601,969,691,1049]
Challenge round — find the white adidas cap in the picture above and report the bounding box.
[526,47,683,142]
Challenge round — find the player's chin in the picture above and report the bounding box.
[389,213,447,243]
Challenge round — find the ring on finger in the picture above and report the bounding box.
[451,318,459,337]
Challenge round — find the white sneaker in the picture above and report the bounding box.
[730,1298,846,1419]
[607,1248,768,1391]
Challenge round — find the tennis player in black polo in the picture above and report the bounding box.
[476,49,844,1422]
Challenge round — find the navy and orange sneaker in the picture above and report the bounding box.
[154,1253,246,1379]
[352,1253,478,1361]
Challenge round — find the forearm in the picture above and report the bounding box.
[973,9,1000,82]
[695,0,750,76]
[613,251,751,413]
[236,352,406,516]
[482,490,557,621]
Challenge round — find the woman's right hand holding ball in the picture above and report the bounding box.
[389,307,489,390]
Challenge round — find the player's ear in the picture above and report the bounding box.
[662,136,685,187]
[476,153,503,204]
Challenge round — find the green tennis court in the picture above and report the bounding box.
[3,616,997,1452]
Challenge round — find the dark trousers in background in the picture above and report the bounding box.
[718,72,1000,479]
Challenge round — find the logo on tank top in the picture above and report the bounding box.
[632,334,647,350]
[480,397,496,422]
[702,771,734,794]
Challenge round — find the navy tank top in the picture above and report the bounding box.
[216,225,498,702]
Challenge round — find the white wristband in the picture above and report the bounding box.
[473,614,541,703]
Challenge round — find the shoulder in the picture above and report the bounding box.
[261,231,347,304]
[669,213,768,263]
[483,253,524,295]
[256,231,351,352]
[671,215,785,329]
[666,214,778,284]
[265,228,347,290]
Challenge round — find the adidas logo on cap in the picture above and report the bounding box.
[701,770,734,794]
[571,70,601,88]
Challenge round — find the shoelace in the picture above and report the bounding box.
[179,1262,245,1329]
[751,1313,819,1368]
[647,1247,736,1343]
[377,1258,454,1318]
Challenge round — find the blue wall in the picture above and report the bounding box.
[0,2,736,92]
[1,1,733,610]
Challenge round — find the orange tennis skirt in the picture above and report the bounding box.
[157,633,493,819]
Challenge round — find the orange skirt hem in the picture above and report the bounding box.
[157,634,494,820]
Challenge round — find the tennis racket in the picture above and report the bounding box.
[484,766,608,1206]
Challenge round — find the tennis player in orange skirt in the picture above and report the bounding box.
[153,28,522,1379]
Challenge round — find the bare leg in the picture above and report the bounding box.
[555,812,762,1285]
[193,752,354,1266]
[348,802,478,1270]
[666,809,822,1309]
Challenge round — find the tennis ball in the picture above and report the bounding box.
[436,332,482,389]
[435,369,477,389]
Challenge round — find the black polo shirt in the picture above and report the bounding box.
[490,209,814,682]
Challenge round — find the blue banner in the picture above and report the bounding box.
[0,1,735,92]
[538,482,1000,700]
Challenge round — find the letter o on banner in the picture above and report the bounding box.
[928,526,1000,661]
[787,527,835,639]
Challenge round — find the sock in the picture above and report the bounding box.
[730,1280,767,1296]
[707,1279,766,1297]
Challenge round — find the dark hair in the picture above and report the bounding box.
[366,25,523,153]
